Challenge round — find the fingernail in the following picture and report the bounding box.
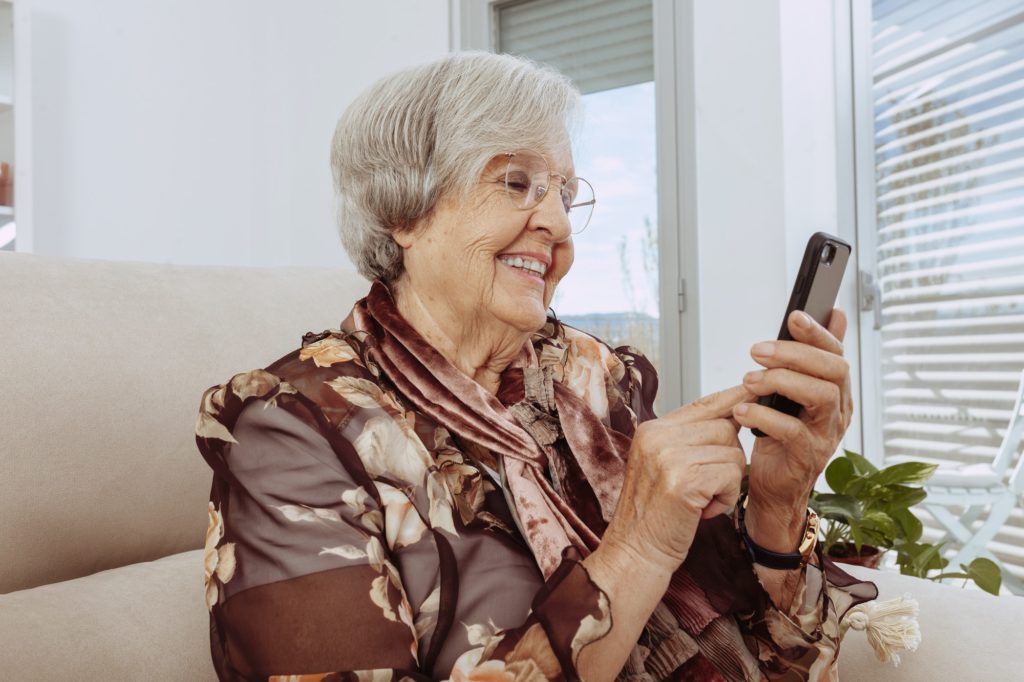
[744,370,764,384]
[735,404,749,416]
[793,311,811,328]
[751,342,774,357]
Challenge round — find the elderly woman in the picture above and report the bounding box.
[197,52,877,681]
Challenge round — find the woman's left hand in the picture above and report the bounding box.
[732,308,854,553]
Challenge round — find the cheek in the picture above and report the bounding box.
[553,241,574,279]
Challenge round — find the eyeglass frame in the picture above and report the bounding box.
[500,150,596,234]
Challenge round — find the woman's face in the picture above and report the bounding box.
[396,144,576,335]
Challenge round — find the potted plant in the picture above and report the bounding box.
[810,450,1002,595]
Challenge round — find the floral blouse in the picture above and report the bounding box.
[197,301,874,681]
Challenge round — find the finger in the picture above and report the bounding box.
[732,400,811,448]
[828,308,848,344]
[667,455,744,519]
[742,368,840,416]
[670,418,741,448]
[785,310,844,355]
[751,340,849,384]
[698,463,745,519]
[643,418,741,452]
[668,384,757,424]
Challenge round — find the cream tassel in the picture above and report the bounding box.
[841,596,921,666]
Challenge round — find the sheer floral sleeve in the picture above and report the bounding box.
[195,325,874,682]
[196,345,615,681]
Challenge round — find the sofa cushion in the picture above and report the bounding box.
[0,252,369,593]
[838,563,1024,680]
[0,549,215,680]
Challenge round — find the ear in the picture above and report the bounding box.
[392,204,439,249]
[392,226,416,249]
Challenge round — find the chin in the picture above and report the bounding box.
[500,304,548,333]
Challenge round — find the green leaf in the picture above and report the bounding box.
[848,518,865,553]
[910,542,948,573]
[875,485,929,512]
[810,493,860,522]
[825,456,856,494]
[869,462,938,486]
[844,476,871,499]
[860,510,898,546]
[963,558,1002,596]
[844,450,878,476]
[890,508,924,543]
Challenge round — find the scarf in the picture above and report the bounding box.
[345,279,632,574]
[342,279,758,636]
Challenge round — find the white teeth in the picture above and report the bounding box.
[499,255,547,277]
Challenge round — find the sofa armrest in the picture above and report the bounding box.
[0,550,215,680]
[837,564,1024,680]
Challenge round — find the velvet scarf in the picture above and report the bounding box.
[345,279,631,575]
[343,279,753,635]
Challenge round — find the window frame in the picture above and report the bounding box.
[452,0,698,414]
[834,0,875,463]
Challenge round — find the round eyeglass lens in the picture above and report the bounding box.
[565,177,595,234]
[503,151,596,234]
[504,152,549,210]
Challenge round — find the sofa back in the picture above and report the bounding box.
[0,252,369,593]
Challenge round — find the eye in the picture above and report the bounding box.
[561,180,578,213]
[506,170,531,195]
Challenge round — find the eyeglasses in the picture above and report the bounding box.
[501,150,595,234]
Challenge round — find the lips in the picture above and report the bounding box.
[497,256,546,277]
[497,250,551,276]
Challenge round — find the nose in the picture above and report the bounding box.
[529,182,572,242]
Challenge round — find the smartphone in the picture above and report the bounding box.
[752,231,852,438]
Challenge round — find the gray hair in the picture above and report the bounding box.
[330,51,580,283]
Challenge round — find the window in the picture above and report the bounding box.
[853,0,1024,580]
[495,0,659,370]
[466,0,666,379]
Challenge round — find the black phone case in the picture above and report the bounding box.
[752,232,851,438]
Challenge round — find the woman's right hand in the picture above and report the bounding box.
[600,385,755,575]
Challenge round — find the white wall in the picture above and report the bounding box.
[22,0,850,435]
[27,0,449,267]
[690,0,843,397]
[690,0,788,399]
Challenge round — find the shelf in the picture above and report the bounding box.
[0,95,10,113]
[0,205,11,216]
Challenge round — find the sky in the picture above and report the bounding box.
[553,81,660,318]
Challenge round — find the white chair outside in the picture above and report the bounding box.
[921,368,1024,595]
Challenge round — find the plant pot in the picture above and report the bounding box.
[827,544,884,569]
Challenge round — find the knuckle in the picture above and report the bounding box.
[692,392,718,410]
[787,420,807,444]
[715,418,739,442]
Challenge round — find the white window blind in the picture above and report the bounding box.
[496,0,653,95]
[870,0,1024,576]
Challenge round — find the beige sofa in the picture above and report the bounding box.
[1,251,1022,680]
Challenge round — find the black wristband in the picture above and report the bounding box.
[736,493,811,570]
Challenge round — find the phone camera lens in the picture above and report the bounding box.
[820,244,836,266]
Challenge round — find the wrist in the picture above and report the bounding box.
[743,494,808,554]
[588,537,676,588]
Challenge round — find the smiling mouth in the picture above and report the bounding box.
[496,255,548,277]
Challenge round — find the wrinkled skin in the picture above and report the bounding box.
[391,136,852,570]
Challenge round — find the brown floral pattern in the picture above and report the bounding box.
[196,303,874,681]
